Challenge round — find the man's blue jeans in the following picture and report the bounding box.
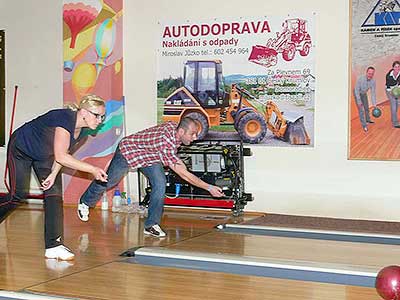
[80,147,166,228]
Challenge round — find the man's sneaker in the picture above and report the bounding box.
[144,224,166,237]
[45,245,75,261]
[77,201,89,222]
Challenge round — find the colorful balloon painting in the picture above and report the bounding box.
[63,0,123,204]
[63,0,103,49]
[95,18,116,76]
[71,62,97,101]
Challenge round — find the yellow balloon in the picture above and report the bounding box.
[114,60,121,74]
[71,62,97,100]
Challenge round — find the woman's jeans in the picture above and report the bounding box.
[7,131,64,248]
[386,90,399,127]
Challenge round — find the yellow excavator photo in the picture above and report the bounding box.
[162,59,310,145]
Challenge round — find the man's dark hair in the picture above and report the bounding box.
[366,66,375,72]
[393,61,400,68]
[177,116,197,131]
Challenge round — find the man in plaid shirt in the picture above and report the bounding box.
[77,117,224,237]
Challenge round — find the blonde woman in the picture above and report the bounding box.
[4,94,108,260]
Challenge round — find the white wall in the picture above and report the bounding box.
[0,0,63,192]
[1,0,399,221]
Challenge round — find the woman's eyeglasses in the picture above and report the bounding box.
[87,110,106,122]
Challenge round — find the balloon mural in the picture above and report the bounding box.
[71,62,97,101]
[95,18,116,76]
[114,60,121,74]
[63,0,103,49]
[63,0,124,204]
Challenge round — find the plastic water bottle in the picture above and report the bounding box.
[120,192,128,212]
[101,192,109,211]
[121,192,128,205]
[125,196,131,213]
[112,188,122,212]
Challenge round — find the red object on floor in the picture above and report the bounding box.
[164,197,234,209]
[375,265,400,300]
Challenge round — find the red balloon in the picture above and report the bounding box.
[63,1,102,49]
[376,265,400,300]
[63,9,97,49]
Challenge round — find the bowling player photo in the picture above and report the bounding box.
[349,1,400,160]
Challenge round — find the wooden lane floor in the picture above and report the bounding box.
[0,205,250,291]
[163,231,400,273]
[26,261,379,300]
[0,205,382,300]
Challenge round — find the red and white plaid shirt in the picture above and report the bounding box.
[119,122,181,169]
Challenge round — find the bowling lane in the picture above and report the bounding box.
[27,261,379,300]
[165,230,400,271]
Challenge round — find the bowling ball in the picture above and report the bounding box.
[375,265,400,300]
[372,107,382,118]
[392,86,400,98]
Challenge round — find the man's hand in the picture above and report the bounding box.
[169,160,224,197]
[92,167,108,182]
[208,185,225,197]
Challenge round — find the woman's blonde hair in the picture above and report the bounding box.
[65,94,105,111]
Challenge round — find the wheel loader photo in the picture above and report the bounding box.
[248,18,312,68]
[162,59,310,145]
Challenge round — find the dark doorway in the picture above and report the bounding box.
[0,30,4,147]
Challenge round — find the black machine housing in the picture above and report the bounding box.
[138,140,252,216]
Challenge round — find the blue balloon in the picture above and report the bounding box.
[64,60,74,72]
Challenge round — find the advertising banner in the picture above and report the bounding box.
[350,0,400,160]
[158,15,315,147]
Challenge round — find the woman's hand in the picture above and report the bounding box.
[41,173,57,191]
[92,167,108,182]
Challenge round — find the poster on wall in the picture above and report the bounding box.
[157,15,315,147]
[63,0,124,203]
[349,0,400,160]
